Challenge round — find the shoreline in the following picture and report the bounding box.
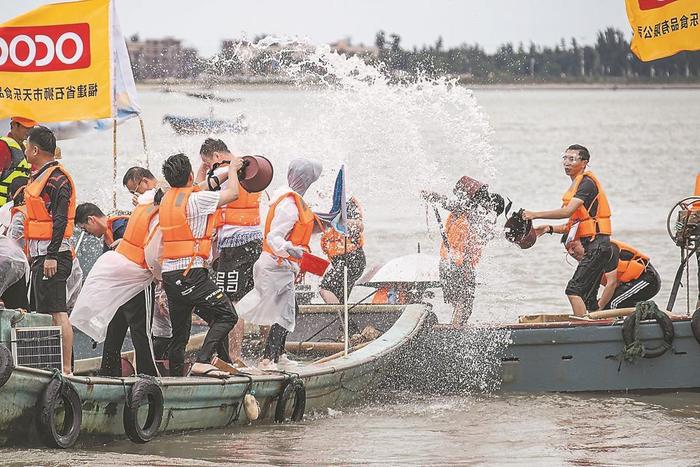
[136,80,700,91]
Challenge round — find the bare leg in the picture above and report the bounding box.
[52,312,73,374]
[567,295,588,317]
[228,317,245,362]
[319,289,340,304]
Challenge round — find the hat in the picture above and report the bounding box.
[504,209,537,249]
[454,175,485,199]
[11,116,38,128]
[239,155,273,193]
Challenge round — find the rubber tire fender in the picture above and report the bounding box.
[123,378,164,443]
[36,378,82,448]
[622,310,675,358]
[691,307,700,345]
[274,379,306,423]
[0,343,13,389]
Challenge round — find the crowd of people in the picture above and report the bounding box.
[1,116,697,376]
[0,118,369,376]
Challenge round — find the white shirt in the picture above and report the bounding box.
[161,190,221,273]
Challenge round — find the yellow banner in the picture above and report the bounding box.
[0,0,111,122]
[626,0,700,61]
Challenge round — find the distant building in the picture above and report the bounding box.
[126,35,202,80]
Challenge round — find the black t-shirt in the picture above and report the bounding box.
[573,176,599,217]
[603,242,620,273]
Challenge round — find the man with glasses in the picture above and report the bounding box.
[123,166,159,205]
[523,144,613,317]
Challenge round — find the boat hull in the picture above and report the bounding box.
[415,318,700,393]
[0,304,429,446]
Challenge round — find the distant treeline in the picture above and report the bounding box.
[371,27,700,83]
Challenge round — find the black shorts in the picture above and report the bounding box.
[439,259,476,305]
[604,264,662,310]
[565,236,612,300]
[30,250,73,314]
[214,240,262,302]
[320,248,366,303]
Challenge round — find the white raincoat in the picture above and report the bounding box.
[70,190,162,342]
[236,159,322,332]
[0,235,28,297]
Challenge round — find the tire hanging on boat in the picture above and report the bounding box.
[0,343,13,389]
[691,308,700,345]
[36,377,82,448]
[622,305,674,359]
[123,377,164,443]
[274,379,306,423]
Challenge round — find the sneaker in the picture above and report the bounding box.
[277,354,299,367]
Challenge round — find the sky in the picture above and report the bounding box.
[3,0,632,56]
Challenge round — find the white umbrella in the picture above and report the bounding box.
[359,253,441,287]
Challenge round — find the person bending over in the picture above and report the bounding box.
[159,153,242,377]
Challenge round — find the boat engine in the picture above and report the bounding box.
[665,195,700,312]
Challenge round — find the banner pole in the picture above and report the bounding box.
[138,115,149,169]
[343,264,349,357]
[112,118,117,210]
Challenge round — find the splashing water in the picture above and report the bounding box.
[67,36,516,392]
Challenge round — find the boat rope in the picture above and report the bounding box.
[230,372,255,425]
[623,300,671,362]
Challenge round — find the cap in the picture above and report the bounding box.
[11,116,38,128]
[453,175,485,199]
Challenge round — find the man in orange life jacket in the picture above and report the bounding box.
[74,202,158,376]
[75,203,128,252]
[319,196,366,305]
[422,176,505,324]
[122,166,172,360]
[23,126,75,374]
[237,158,323,369]
[523,144,613,317]
[566,238,660,310]
[159,153,242,377]
[195,138,262,361]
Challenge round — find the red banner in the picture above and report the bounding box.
[638,0,679,11]
[0,23,91,72]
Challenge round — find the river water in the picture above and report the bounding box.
[3,79,700,464]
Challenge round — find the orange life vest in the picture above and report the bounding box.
[104,215,129,247]
[608,239,649,284]
[115,204,159,268]
[562,171,612,239]
[320,197,365,259]
[24,163,76,241]
[439,213,481,268]
[372,287,408,305]
[159,186,218,265]
[220,186,261,226]
[262,191,318,263]
[692,173,700,211]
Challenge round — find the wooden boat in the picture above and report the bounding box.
[0,303,431,448]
